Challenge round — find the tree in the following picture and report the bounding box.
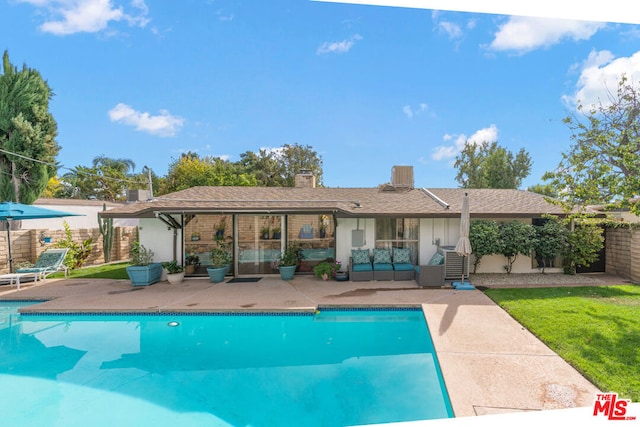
[497,221,537,273]
[543,75,640,215]
[468,219,501,273]
[455,141,532,189]
[0,50,60,203]
[92,155,136,175]
[562,216,605,275]
[277,143,323,187]
[239,144,324,187]
[162,153,257,193]
[532,216,568,273]
[42,176,63,198]
[527,183,558,198]
[238,149,286,187]
[60,156,143,201]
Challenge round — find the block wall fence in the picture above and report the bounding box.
[605,228,640,283]
[0,226,138,274]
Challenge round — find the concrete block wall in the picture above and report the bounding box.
[0,226,137,274]
[605,228,640,283]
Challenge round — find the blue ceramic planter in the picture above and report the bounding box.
[279,265,296,281]
[207,266,228,283]
[126,263,163,286]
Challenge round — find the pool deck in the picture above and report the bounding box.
[0,273,625,421]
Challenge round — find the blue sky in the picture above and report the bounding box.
[2,1,640,189]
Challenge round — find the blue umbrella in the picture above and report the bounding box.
[0,202,82,273]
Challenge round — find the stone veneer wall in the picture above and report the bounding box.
[0,226,137,274]
[605,228,640,283]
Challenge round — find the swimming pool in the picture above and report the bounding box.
[0,303,453,426]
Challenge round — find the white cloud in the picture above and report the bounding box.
[437,21,463,39]
[489,17,605,53]
[317,34,363,55]
[431,125,498,161]
[403,103,428,119]
[17,0,150,35]
[432,11,475,40]
[216,9,234,22]
[108,103,184,137]
[564,50,640,109]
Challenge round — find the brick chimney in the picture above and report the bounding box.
[294,169,316,188]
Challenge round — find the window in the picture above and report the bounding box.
[375,218,419,264]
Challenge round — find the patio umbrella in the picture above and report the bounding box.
[0,201,82,273]
[454,193,473,289]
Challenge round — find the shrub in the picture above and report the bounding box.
[53,221,93,269]
[469,219,501,273]
[130,241,154,266]
[533,216,568,273]
[498,221,537,273]
[312,259,341,280]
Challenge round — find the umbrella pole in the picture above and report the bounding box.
[6,219,13,273]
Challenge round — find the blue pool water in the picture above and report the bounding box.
[0,303,453,426]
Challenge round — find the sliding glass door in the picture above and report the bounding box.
[237,215,283,275]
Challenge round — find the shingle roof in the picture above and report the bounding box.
[100,186,575,219]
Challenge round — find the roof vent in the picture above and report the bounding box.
[391,166,414,189]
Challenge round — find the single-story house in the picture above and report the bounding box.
[99,166,586,280]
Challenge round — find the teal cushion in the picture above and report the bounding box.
[393,248,411,264]
[373,248,391,264]
[428,253,445,265]
[16,267,45,273]
[393,263,414,271]
[351,249,370,265]
[373,263,393,271]
[34,251,65,268]
[352,263,373,272]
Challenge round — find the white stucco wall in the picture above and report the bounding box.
[24,200,138,230]
[139,217,183,264]
[419,218,461,264]
[335,218,376,265]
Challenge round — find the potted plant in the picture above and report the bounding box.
[126,242,162,286]
[184,253,200,274]
[312,259,341,281]
[261,226,270,240]
[278,242,302,280]
[162,260,185,284]
[272,227,281,239]
[214,218,226,238]
[191,232,201,241]
[319,214,329,238]
[207,240,232,283]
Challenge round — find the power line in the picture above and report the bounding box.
[0,147,146,185]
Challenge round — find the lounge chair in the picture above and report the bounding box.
[15,248,69,281]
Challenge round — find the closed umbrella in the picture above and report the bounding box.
[0,202,82,273]
[454,193,474,289]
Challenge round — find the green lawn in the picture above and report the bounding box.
[49,262,131,280]
[484,285,640,402]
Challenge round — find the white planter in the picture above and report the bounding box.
[167,272,185,285]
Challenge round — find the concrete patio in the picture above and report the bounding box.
[0,274,614,421]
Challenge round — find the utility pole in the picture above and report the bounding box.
[144,166,154,200]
